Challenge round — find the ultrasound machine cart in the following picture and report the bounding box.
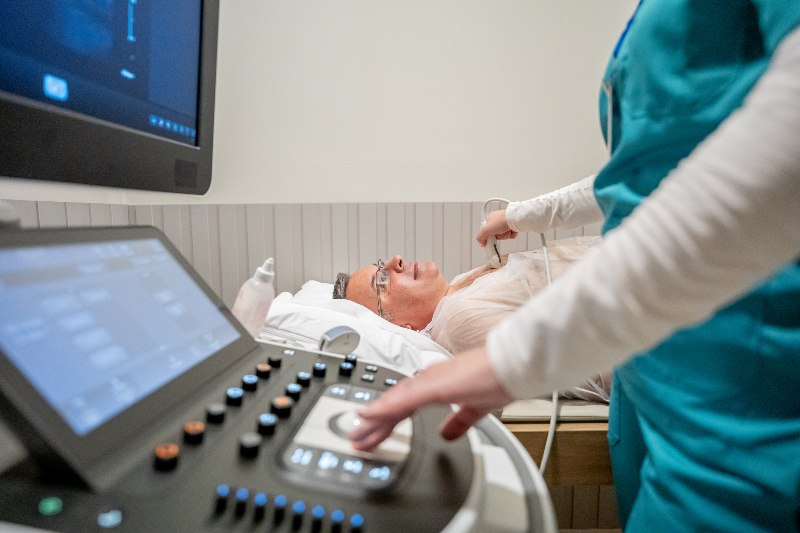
[0,226,556,533]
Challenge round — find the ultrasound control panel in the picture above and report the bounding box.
[0,343,474,532]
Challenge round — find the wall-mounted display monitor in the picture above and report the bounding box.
[0,0,219,194]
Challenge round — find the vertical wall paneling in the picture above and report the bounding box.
[133,205,153,226]
[0,198,601,297]
[375,203,387,265]
[330,204,349,278]
[218,205,245,308]
[109,205,129,226]
[357,203,377,269]
[403,203,415,261]
[290,205,304,292]
[162,206,185,257]
[346,204,359,274]
[318,204,333,284]
[442,203,462,283]
[90,204,113,227]
[244,204,267,278]
[414,203,433,261]
[386,204,405,260]
[273,204,295,295]
[189,205,215,293]
[301,204,322,285]
[432,203,443,269]
[6,200,38,228]
[470,202,484,268]
[37,201,67,228]
[460,203,473,274]
[65,203,91,227]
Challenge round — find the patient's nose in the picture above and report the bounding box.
[385,255,404,272]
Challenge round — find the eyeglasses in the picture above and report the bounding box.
[374,259,390,318]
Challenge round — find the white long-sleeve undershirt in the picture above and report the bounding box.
[505,175,603,234]
[487,26,800,400]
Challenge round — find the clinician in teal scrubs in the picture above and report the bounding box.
[597,2,800,530]
[350,2,800,530]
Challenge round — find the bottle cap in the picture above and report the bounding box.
[255,258,274,282]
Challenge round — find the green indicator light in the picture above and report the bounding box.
[38,496,63,516]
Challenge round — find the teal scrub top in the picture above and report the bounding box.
[593,1,800,530]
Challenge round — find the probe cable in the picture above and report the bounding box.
[481,198,558,474]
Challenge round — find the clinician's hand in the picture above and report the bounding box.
[476,210,517,247]
[350,346,515,451]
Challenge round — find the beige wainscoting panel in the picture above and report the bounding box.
[2,199,601,308]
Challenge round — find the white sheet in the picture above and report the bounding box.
[263,280,449,376]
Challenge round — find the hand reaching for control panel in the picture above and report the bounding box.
[350,346,515,451]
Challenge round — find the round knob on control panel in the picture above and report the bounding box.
[206,402,226,424]
[153,443,180,471]
[345,353,358,366]
[226,387,244,406]
[267,354,282,368]
[257,413,277,436]
[270,396,294,419]
[215,483,230,513]
[312,361,327,377]
[239,432,262,458]
[339,362,354,377]
[285,383,302,401]
[241,374,258,392]
[296,371,311,387]
[255,363,272,379]
[183,420,206,445]
[235,487,249,516]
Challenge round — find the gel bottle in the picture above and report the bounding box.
[231,258,275,338]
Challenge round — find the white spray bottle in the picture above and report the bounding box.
[231,258,275,338]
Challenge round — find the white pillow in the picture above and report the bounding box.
[264,280,451,375]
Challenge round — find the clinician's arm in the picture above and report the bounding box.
[352,25,800,447]
[476,175,603,246]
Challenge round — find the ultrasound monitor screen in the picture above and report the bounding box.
[0,238,240,436]
[0,0,202,146]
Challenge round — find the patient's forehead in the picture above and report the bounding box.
[346,264,378,311]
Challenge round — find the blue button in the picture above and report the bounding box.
[297,371,311,380]
[292,500,306,514]
[311,505,325,520]
[350,513,365,528]
[254,492,267,506]
[235,487,249,502]
[286,383,302,394]
[259,413,277,424]
[216,484,230,498]
[227,387,243,398]
[331,509,345,524]
[97,509,122,529]
[274,494,287,508]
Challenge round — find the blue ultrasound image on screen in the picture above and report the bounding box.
[0,0,201,145]
[0,239,240,435]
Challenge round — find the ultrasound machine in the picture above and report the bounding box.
[0,226,556,532]
[0,0,554,529]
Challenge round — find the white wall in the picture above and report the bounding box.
[0,0,636,205]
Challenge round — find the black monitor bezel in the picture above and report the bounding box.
[0,226,257,489]
[0,0,219,195]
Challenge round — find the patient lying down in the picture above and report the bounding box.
[333,237,610,403]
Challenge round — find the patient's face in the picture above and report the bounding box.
[347,255,449,331]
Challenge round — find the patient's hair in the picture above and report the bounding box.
[333,272,350,299]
